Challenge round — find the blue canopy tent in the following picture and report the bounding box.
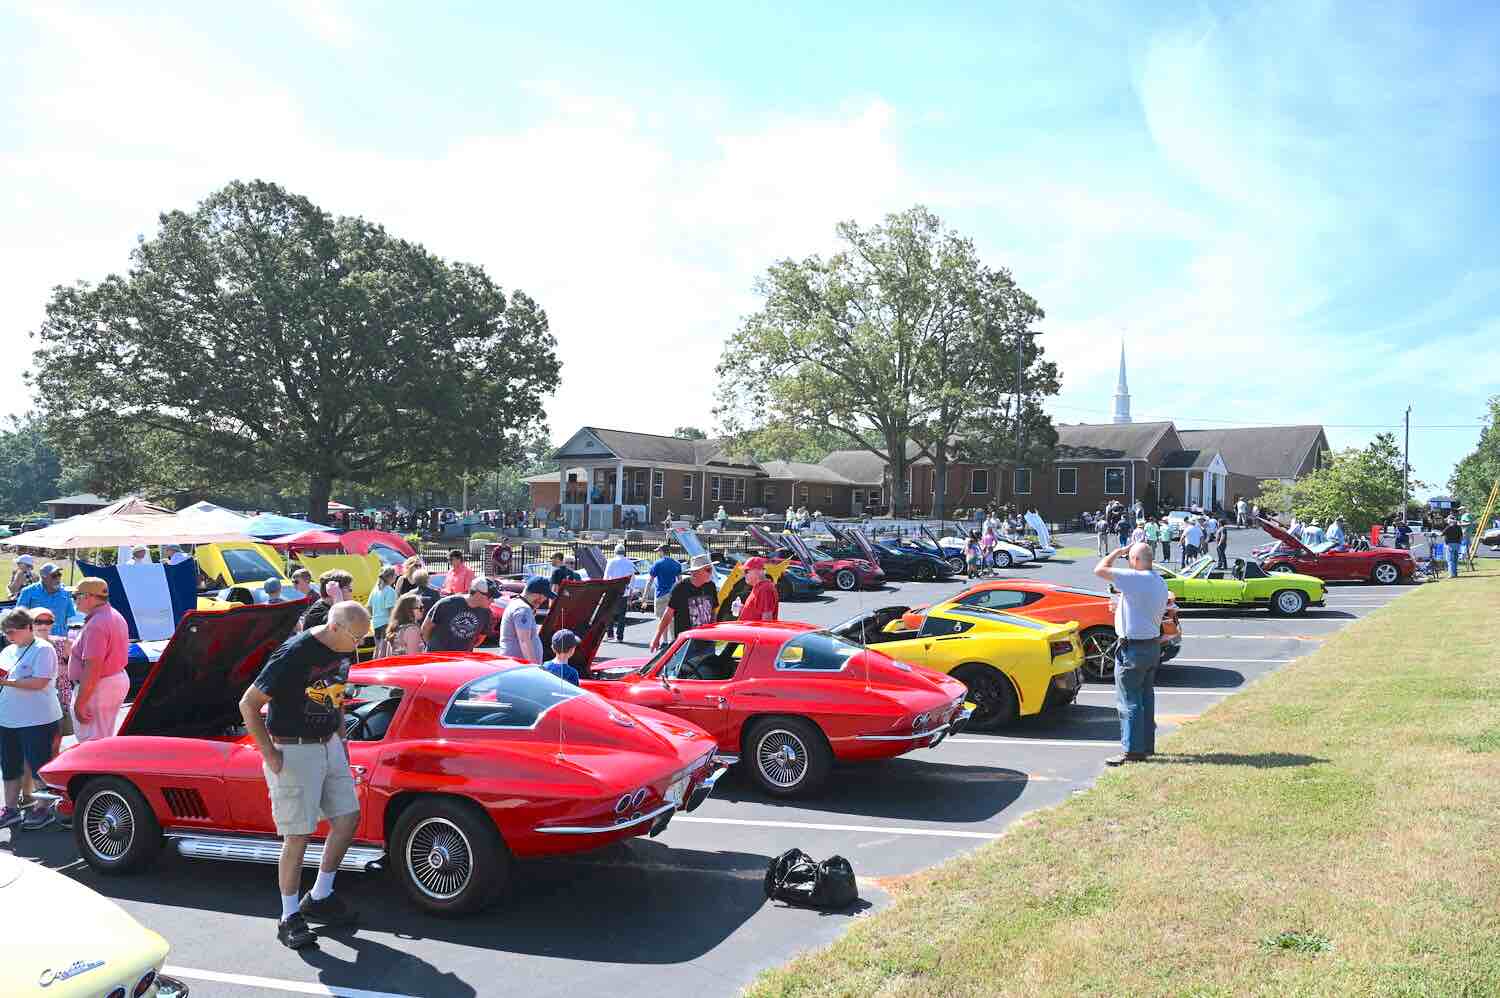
[245,513,328,538]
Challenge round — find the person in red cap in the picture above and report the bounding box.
[737,557,780,622]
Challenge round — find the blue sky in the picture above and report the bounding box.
[2,1,1497,494]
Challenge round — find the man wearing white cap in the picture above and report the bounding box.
[7,555,37,597]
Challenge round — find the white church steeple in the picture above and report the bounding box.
[1112,341,1132,424]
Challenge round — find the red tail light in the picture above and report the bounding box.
[1050,640,1073,658]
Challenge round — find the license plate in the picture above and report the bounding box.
[665,775,690,807]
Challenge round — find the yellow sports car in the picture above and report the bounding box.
[194,541,291,596]
[0,853,188,996]
[831,602,1085,731]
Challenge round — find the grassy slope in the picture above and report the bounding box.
[750,566,1500,997]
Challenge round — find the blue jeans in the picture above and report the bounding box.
[1114,639,1158,755]
[1447,541,1461,577]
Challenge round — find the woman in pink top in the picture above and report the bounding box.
[68,578,132,743]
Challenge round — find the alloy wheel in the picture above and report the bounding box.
[406,816,475,901]
[1275,590,1306,615]
[835,569,857,591]
[1373,562,1399,584]
[1080,629,1119,681]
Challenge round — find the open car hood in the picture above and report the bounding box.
[747,523,782,554]
[542,577,630,673]
[576,544,607,580]
[843,525,884,566]
[119,600,305,737]
[1256,516,1311,555]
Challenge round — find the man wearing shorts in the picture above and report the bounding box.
[240,601,370,949]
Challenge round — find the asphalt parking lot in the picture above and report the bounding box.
[2,528,1431,997]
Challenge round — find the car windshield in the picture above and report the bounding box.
[443,668,584,728]
[220,547,283,583]
[367,544,407,566]
[1182,557,1215,578]
[775,631,863,671]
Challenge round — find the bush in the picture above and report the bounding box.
[470,531,497,542]
[403,533,422,548]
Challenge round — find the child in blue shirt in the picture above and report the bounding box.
[543,629,582,686]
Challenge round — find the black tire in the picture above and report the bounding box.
[744,717,832,797]
[1271,589,1307,615]
[951,663,1020,732]
[947,555,967,575]
[1079,626,1119,682]
[994,549,1012,569]
[392,796,511,916]
[1268,564,1295,574]
[74,776,162,874]
[1371,561,1400,585]
[834,569,858,591]
[913,562,934,582]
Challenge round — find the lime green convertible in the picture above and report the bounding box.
[1156,556,1326,615]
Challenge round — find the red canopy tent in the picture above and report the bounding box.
[266,529,346,552]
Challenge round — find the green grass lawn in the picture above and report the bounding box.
[750,564,1500,997]
[1,552,87,594]
[1049,545,1097,561]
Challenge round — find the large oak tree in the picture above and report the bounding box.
[715,206,1055,515]
[29,180,560,522]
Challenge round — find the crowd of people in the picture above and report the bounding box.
[324,507,531,534]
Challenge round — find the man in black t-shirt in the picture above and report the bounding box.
[1441,516,1464,578]
[422,576,495,652]
[550,552,580,590]
[239,601,370,950]
[649,554,718,652]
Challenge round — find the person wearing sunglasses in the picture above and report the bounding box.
[67,578,131,744]
[0,607,63,831]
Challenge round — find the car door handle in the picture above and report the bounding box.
[705,696,727,708]
[739,690,773,698]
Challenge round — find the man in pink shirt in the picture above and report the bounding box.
[442,549,475,596]
[68,577,131,742]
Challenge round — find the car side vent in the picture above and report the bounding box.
[162,787,209,820]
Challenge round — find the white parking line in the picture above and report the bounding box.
[1188,634,1323,640]
[1078,688,1231,696]
[673,816,1002,840]
[164,967,419,998]
[1170,657,1294,663]
[949,737,1117,747]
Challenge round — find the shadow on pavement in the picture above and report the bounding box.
[2,834,773,969]
[713,758,1028,824]
[1151,665,1245,689]
[1148,752,1329,768]
[968,703,1122,742]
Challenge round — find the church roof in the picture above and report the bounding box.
[1176,427,1327,480]
[1054,421,1175,460]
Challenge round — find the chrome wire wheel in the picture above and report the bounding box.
[405,816,474,901]
[83,789,135,861]
[756,729,809,789]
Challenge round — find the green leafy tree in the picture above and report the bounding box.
[29,180,560,523]
[716,206,1051,515]
[1449,396,1500,511]
[0,413,63,516]
[723,421,858,464]
[672,426,708,440]
[1259,433,1413,532]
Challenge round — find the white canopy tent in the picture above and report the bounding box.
[4,498,253,549]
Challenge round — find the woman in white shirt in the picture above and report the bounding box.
[0,606,63,831]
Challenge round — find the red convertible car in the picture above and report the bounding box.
[585,620,972,797]
[748,524,885,591]
[40,601,724,916]
[1258,517,1416,584]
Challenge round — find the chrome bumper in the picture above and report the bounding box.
[535,802,677,836]
[684,765,728,813]
[857,706,973,747]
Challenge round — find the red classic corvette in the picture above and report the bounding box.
[748,524,885,591]
[1257,517,1416,584]
[585,620,972,797]
[40,600,724,916]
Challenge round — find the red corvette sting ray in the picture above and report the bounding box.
[40,600,725,915]
[1257,517,1416,584]
[748,524,885,592]
[585,620,972,798]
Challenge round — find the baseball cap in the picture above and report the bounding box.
[743,556,767,571]
[524,576,556,599]
[614,543,626,555]
[468,574,492,595]
[40,562,60,577]
[551,628,580,652]
[16,554,33,566]
[75,577,110,599]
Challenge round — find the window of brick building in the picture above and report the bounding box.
[1105,467,1126,495]
[652,471,664,499]
[970,469,990,495]
[1013,468,1031,495]
[1057,467,1078,495]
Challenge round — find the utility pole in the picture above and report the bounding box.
[1403,405,1411,519]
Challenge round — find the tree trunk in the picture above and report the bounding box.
[932,438,949,523]
[307,471,334,525]
[887,429,909,516]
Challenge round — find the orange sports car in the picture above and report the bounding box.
[903,579,1181,681]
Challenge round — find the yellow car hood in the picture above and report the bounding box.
[0,854,168,995]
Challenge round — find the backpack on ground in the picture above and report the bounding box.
[762,848,859,910]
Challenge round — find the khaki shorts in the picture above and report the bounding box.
[263,737,360,837]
